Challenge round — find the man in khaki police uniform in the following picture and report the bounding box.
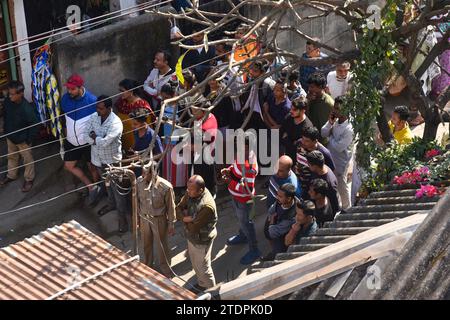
[176,175,217,291]
[137,164,176,278]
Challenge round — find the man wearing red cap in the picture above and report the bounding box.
[61,74,100,205]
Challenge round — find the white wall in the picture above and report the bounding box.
[12,0,32,101]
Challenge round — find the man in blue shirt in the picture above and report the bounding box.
[267,155,301,209]
[299,38,333,92]
[61,74,99,205]
[262,79,292,129]
[285,200,318,246]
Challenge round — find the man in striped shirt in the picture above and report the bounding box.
[221,138,261,265]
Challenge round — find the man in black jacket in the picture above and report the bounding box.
[0,81,39,192]
[182,25,216,83]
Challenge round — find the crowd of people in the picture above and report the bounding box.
[0,23,416,293]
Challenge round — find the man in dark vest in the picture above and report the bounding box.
[176,175,217,291]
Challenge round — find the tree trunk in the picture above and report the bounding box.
[423,106,442,141]
[378,93,393,143]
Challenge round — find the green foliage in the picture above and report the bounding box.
[342,0,402,169]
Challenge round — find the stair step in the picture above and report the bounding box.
[361,196,438,206]
[287,243,330,253]
[324,219,397,228]
[383,180,450,191]
[262,260,285,268]
[297,235,350,244]
[334,210,428,221]
[347,202,436,213]
[368,189,418,198]
[314,227,372,236]
[276,251,310,260]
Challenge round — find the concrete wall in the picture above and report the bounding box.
[53,12,170,98]
[244,5,356,55]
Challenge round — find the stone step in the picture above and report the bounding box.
[368,189,417,199]
[262,260,285,268]
[324,219,397,228]
[287,243,330,253]
[347,202,436,213]
[335,210,428,221]
[361,196,438,206]
[297,235,350,244]
[314,227,372,236]
[276,251,310,260]
[383,180,450,191]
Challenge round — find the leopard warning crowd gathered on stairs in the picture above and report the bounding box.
[0,22,416,293]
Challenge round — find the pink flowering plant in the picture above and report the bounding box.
[415,185,440,199]
[363,138,448,194]
[425,149,441,160]
[393,166,430,185]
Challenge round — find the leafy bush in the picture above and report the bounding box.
[362,137,446,193]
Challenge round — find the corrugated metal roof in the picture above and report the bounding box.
[0,220,196,300]
[248,182,449,300]
[371,188,450,300]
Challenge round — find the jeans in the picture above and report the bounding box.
[106,180,129,217]
[264,218,290,255]
[232,199,258,251]
[97,166,129,217]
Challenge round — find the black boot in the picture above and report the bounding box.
[118,215,128,233]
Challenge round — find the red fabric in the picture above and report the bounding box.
[200,113,218,138]
[199,113,218,152]
[115,98,153,116]
[227,159,258,203]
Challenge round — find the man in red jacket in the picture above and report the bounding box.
[190,93,218,198]
[221,136,261,265]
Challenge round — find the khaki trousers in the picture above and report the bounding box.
[187,240,216,289]
[140,215,172,277]
[336,172,351,211]
[6,139,35,182]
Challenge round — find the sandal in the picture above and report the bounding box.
[0,177,16,186]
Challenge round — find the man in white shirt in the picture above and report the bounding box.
[85,95,128,232]
[326,61,353,99]
[143,49,174,110]
[321,96,354,210]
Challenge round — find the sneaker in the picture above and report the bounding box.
[240,249,262,265]
[227,234,248,245]
[21,180,33,193]
[260,252,276,261]
[118,215,128,233]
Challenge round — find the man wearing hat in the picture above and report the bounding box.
[61,74,99,205]
[189,93,218,198]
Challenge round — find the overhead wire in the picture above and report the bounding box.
[0,48,234,143]
[0,1,170,66]
[0,0,172,53]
